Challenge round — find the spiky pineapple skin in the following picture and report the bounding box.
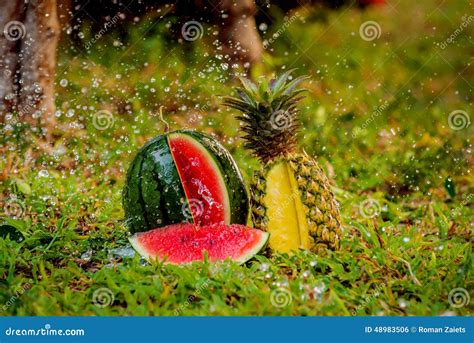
[249,152,342,252]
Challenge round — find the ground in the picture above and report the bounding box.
[0,0,472,316]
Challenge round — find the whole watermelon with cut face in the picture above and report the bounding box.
[123,130,249,233]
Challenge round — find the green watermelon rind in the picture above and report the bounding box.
[129,227,269,265]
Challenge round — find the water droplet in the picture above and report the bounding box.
[59,79,68,87]
[258,263,270,272]
[108,246,136,260]
[80,249,93,261]
[398,298,408,309]
[313,282,326,296]
[38,170,49,178]
[301,270,311,279]
[259,23,268,31]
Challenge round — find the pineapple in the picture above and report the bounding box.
[223,70,342,253]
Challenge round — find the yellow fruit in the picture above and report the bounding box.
[224,70,343,253]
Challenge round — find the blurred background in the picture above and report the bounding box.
[0,0,472,316]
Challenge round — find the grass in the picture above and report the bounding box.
[0,0,472,316]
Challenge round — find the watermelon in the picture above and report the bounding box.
[129,223,269,264]
[123,130,249,233]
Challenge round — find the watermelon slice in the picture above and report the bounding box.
[129,223,269,264]
[168,133,230,226]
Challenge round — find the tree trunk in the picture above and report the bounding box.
[215,0,263,65]
[0,0,59,133]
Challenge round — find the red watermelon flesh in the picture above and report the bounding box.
[168,133,230,226]
[129,223,269,264]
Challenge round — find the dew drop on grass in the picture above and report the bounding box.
[403,237,410,243]
[38,170,49,178]
[258,263,270,272]
[310,260,317,267]
[108,246,136,260]
[398,298,408,309]
[80,249,93,261]
[301,270,311,279]
[313,282,326,296]
[60,79,68,87]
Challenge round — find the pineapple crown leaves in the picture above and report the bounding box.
[223,69,310,163]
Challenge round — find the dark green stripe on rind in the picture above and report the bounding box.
[122,152,147,233]
[178,130,249,225]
